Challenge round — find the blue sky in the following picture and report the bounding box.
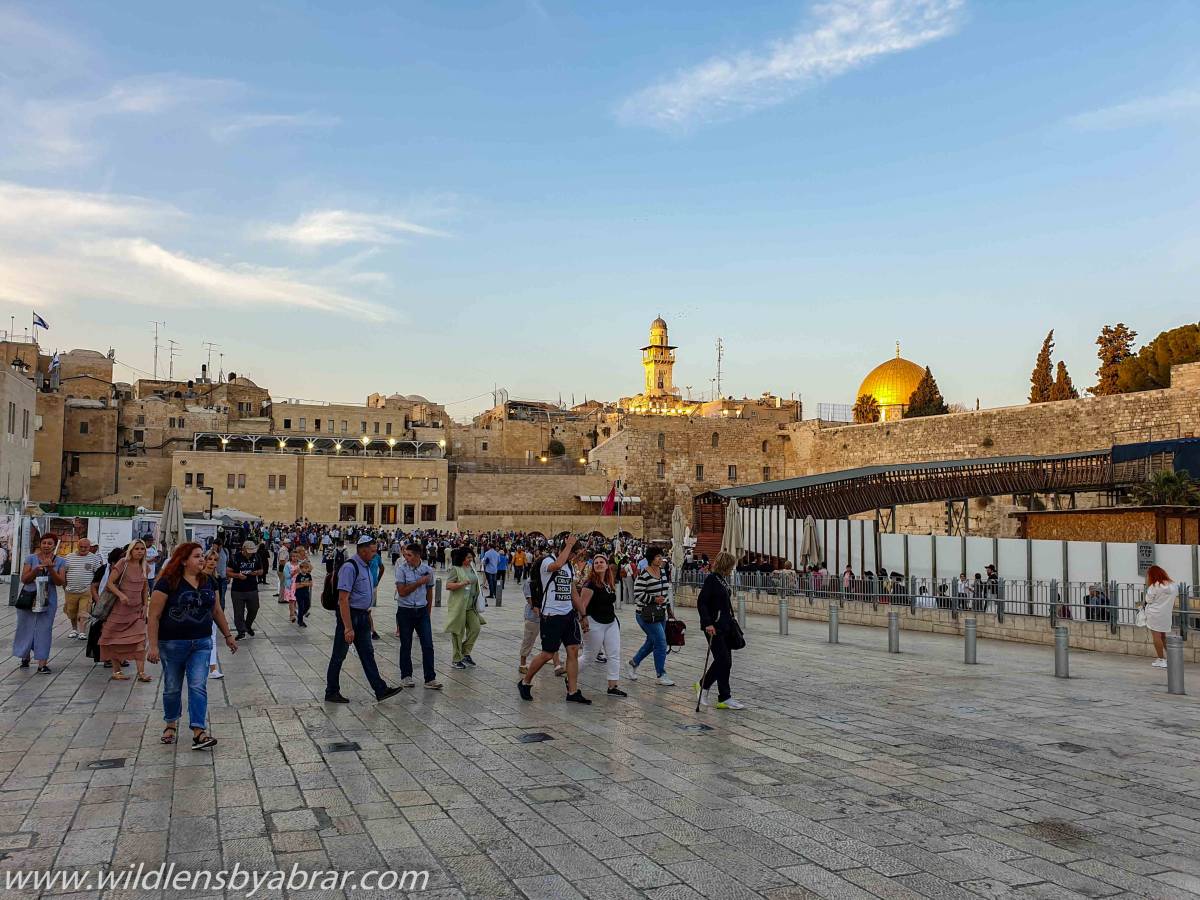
[1,0,1197,419]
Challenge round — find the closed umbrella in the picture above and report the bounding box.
[160,486,186,555]
[670,505,686,581]
[720,498,744,562]
[800,514,822,568]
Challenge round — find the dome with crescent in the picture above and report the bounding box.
[857,344,925,421]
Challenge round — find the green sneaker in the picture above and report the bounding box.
[715,698,746,710]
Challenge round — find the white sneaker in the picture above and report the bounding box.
[1151,658,1168,668]
[67,630,78,640]
[77,632,88,640]
[401,677,415,687]
[209,670,224,680]
[716,698,746,710]
[655,675,675,687]
[694,682,710,707]
[626,662,639,681]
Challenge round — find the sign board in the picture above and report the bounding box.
[1136,541,1155,576]
[91,519,134,560]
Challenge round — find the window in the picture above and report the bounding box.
[363,504,376,525]
[283,418,291,430]
[381,504,398,525]
[711,432,719,448]
[6,402,13,434]
[695,464,704,481]
[728,464,737,482]
[133,429,144,443]
[299,417,306,430]
[763,466,771,481]
[341,476,350,491]
[351,476,359,491]
[338,503,357,522]
[481,441,489,452]
[137,414,145,425]
[79,420,89,435]
[196,473,205,487]
[420,504,437,522]
[227,473,235,489]
[656,460,665,479]
[268,475,276,490]
[762,440,769,453]
[22,409,30,439]
[360,421,367,434]
[278,474,286,490]
[403,504,416,525]
[657,433,665,449]
[428,477,439,492]
[68,453,81,476]
[374,421,380,434]
[238,473,246,489]
[185,472,194,486]
[385,422,392,436]
[341,420,348,434]
[314,418,321,432]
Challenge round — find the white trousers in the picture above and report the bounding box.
[582,617,621,682]
[210,622,220,670]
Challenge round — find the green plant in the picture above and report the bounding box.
[1029,330,1055,403]
[853,393,880,423]
[903,367,949,418]
[1116,322,1200,392]
[1130,469,1200,506]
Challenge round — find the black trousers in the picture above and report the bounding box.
[700,634,733,702]
[231,591,259,634]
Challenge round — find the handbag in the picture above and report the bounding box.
[665,618,686,651]
[726,617,747,651]
[90,561,127,624]
[14,586,35,611]
[1135,606,1148,628]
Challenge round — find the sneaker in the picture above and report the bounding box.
[625,662,639,681]
[452,660,467,670]
[210,670,225,680]
[236,632,247,641]
[1151,658,1168,668]
[325,693,350,703]
[36,666,52,674]
[607,686,628,697]
[67,630,78,640]
[596,652,607,663]
[246,628,255,637]
[376,685,403,702]
[694,682,710,707]
[424,680,443,690]
[565,690,592,705]
[517,680,533,701]
[19,657,30,669]
[401,677,415,688]
[715,698,746,710]
[655,675,675,687]
[298,622,307,628]
[78,631,88,640]
[462,655,477,667]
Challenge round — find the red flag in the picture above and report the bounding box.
[601,484,617,516]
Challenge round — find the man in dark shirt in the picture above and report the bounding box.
[227,541,263,640]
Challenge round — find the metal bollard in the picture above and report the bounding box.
[737,593,747,630]
[1166,635,1186,695]
[1054,625,1069,678]
[434,578,442,607]
[828,603,839,644]
[887,612,900,653]
[495,581,503,608]
[964,618,977,665]
[778,597,789,635]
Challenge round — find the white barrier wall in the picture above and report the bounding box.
[736,506,1200,586]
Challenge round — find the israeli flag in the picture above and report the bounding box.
[32,313,49,330]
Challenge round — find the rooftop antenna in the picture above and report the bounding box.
[167,339,181,381]
[151,321,166,379]
[715,337,724,398]
[218,352,225,383]
[202,341,219,378]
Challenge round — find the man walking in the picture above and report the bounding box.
[394,542,441,690]
[518,534,591,705]
[326,535,402,704]
[481,544,501,599]
[227,540,263,640]
[63,538,102,639]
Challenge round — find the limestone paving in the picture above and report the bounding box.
[0,570,1197,899]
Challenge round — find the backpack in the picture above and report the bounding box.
[322,558,363,611]
[528,558,547,608]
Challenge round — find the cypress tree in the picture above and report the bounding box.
[1029,330,1055,403]
[1049,360,1079,400]
[903,367,949,418]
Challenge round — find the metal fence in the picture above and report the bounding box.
[676,570,1199,639]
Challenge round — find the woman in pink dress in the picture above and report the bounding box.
[100,540,151,682]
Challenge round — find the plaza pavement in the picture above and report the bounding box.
[0,570,1198,900]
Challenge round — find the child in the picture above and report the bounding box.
[294,561,313,628]
[282,555,296,622]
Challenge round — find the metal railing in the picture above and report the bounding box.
[676,571,1198,639]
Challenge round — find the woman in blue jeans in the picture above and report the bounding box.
[627,547,675,686]
[148,542,238,750]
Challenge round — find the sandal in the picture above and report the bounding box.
[192,730,218,751]
[161,724,178,744]
[111,671,129,681]
[137,674,152,683]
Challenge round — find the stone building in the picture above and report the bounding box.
[0,363,36,502]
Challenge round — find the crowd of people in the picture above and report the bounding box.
[10,518,1185,751]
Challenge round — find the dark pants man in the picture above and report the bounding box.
[395,606,436,683]
[231,591,259,635]
[326,608,388,699]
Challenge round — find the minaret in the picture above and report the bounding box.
[641,316,677,398]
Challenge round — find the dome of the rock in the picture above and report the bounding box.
[857,347,924,420]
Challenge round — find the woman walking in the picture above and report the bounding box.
[99,539,151,682]
[148,542,238,749]
[577,553,625,697]
[445,546,485,670]
[281,552,297,622]
[696,551,746,709]
[627,547,675,686]
[1142,565,1177,669]
[14,534,67,673]
[203,547,225,680]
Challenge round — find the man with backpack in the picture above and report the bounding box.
[324,535,402,704]
[518,535,589,704]
[519,548,563,676]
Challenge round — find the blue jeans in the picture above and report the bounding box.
[396,606,436,682]
[485,572,498,597]
[326,608,388,699]
[160,638,212,730]
[632,614,667,676]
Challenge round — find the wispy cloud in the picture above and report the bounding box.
[617,0,964,131]
[263,209,451,247]
[211,110,341,142]
[0,181,179,232]
[1065,88,1200,132]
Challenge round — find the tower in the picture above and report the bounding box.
[641,316,678,398]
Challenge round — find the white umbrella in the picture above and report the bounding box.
[160,486,186,554]
[670,505,686,580]
[800,514,822,568]
[720,498,744,561]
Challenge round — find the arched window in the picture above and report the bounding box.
[657,376,664,390]
[762,440,769,453]
[657,433,665,450]
[711,432,719,448]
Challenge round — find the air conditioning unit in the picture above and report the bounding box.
[30,461,40,477]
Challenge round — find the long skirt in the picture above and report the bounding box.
[13,602,56,661]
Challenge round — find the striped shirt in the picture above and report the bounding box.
[65,552,102,592]
[633,569,670,620]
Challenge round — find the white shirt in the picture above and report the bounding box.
[540,558,575,616]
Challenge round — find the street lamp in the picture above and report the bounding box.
[307,440,315,452]
[334,442,342,454]
[388,437,396,456]
[219,437,229,451]
[360,435,370,455]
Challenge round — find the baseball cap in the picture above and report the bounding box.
[241,540,256,551]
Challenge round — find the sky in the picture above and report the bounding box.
[1,0,1198,420]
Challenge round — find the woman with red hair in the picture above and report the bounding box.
[1141,565,1177,669]
[147,542,238,749]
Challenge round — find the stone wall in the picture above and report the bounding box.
[450,471,644,535]
[62,404,118,502]
[0,369,35,502]
[110,456,174,508]
[30,393,64,503]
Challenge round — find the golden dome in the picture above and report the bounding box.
[651,315,667,329]
[858,346,925,411]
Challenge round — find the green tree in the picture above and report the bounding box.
[1048,360,1079,401]
[903,367,949,418]
[1029,330,1055,403]
[1116,322,1200,392]
[1130,469,1200,506]
[852,393,880,423]
[1091,323,1137,395]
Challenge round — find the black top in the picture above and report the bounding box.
[697,573,734,634]
[230,554,259,593]
[585,583,617,625]
[294,571,312,597]
[152,574,216,641]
